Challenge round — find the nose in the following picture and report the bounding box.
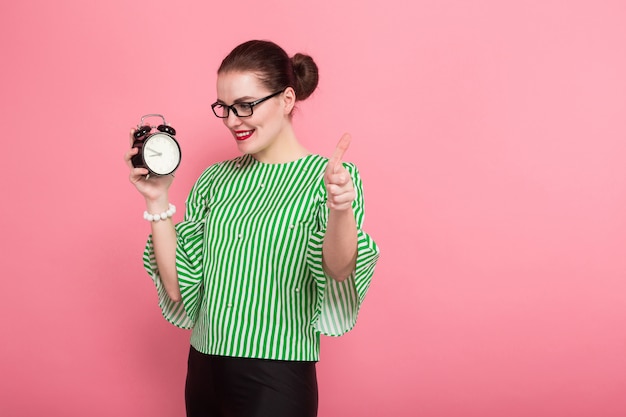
[224,110,242,129]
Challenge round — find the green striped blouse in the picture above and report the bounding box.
[144,153,379,361]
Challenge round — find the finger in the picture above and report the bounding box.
[129,128,136,147]
[129,167,150,183]
[130,167,149,178]
[326,178,354,196]
[326,170,351,186]
[327,190,356,210]
[124,147,139,168]
[327,133,351,174]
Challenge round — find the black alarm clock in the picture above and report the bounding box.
[131,114,181,178]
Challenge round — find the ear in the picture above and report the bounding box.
[282,86,296,115]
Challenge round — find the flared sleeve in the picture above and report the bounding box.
[143,168,214,329]
[306,162,380,336]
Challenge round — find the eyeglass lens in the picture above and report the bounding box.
[213,103,254,118]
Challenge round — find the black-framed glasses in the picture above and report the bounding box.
[211,89,285,118]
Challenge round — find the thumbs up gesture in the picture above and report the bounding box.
[324,133,355,211]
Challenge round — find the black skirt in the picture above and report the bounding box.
[185,346,318,417]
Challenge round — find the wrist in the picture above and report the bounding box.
[145,195,170,213]
[327,205,354,216]
[144,203,176,222]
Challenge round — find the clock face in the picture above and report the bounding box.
[143,133,181,175]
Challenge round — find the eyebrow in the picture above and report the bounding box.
[216,96,257,105]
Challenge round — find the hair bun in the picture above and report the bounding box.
[291,53,319,101]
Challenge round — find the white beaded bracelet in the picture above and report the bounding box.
[143,203,176,222]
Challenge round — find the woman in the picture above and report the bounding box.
[125,40,379,417]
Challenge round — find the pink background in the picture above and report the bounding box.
[2,0,625,416]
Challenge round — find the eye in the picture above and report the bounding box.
[213,103,228,117]
[233,103,253,116]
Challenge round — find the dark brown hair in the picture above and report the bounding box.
[218,40,319,101]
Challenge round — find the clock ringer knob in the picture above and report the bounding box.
[133,125,151,139]
[157,125,176,135]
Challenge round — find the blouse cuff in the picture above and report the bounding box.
[143,220,205,329]
[306,228,380,336]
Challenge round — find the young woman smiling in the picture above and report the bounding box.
[125,40,379,417]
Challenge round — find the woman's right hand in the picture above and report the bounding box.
[124,128,174,204]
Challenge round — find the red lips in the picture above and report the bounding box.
[235,130,254,141]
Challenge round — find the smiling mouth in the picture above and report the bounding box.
[235,130,254,141]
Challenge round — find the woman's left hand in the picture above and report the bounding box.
[324,133,355,211]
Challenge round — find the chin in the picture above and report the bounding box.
[236,139,259,154]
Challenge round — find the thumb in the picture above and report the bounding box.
[328,133,351,173]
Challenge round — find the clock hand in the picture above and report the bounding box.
[145,147,162,156]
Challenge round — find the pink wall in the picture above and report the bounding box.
[2,0,625,416]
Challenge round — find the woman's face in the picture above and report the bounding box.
[215,71,295,161]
